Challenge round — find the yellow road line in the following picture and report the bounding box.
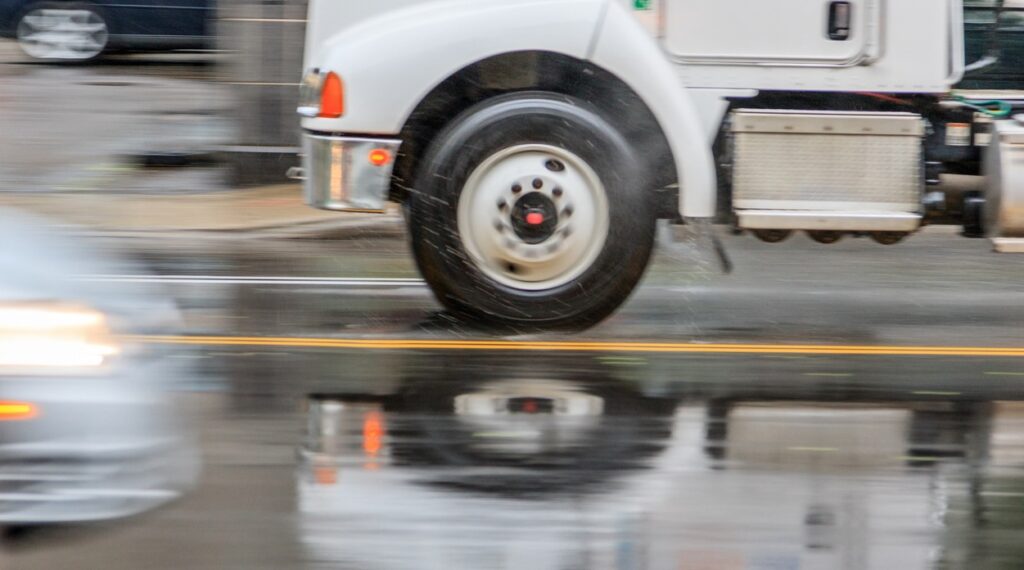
[129,335,1024,357]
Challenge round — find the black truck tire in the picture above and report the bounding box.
[408,92,656,329]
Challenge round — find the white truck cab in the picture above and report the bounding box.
[298,0,1024,327]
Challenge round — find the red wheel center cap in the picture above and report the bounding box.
[525,211,545,226]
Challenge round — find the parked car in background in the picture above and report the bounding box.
[0,0,214,61]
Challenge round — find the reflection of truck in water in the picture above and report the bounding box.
[297,370,1009,568]
[298,0,1024,327]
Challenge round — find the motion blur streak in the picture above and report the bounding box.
[133,335,1024,357]
[0,401,38,421]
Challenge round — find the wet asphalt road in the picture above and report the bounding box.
[6,226,1024,570]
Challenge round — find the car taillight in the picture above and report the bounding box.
[319,72,344,118]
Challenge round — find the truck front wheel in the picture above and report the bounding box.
[408,93,656,328]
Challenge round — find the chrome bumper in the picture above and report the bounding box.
[302,132,401,213]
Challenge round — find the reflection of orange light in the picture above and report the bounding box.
[318,72,344,118]
[363,410,383,457]
[368,148,391,167]
[314,466,338,486]
[0,401,38,421]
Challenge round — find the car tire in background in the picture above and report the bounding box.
[408,92,657,329]
[16,2,109,62]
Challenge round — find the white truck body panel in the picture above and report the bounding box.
[303,1,423,65]
[670,0,964,92]
[665,0,882,66]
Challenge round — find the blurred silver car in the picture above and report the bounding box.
[0,210,197,528]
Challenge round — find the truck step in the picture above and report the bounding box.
[736,210,921,232]
[991,238,1024,253]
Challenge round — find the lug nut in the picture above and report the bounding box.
[494,220,504,231]
[552,187,563,197]
[497,199,507,211]
[512,183,522,194]
[562,205,573,217]
[532,178,543,189]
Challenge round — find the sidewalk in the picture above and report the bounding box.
[0,184,404,239]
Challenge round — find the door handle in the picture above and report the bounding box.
[828,1,852,41]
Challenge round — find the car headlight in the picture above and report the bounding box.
[0,303,120,370]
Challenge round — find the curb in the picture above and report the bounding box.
[74,213,406,241]
[0,182,407,240]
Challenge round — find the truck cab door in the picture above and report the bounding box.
[661,0,881,67]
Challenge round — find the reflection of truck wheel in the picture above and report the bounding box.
[409,92,656,328]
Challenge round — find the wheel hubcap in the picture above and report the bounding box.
[457,144,610,291]
[17,9,107,60]
[510,192,558,244]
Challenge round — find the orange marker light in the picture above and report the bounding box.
[362,410,383,457]
[318,72,344,118]
[0,401,38,421]
[368,148,391,166]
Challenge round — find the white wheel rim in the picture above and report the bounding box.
[457,144,610,291]
[17,9,108,60]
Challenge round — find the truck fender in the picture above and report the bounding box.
[301,0,605,134]
[589,1,717,218]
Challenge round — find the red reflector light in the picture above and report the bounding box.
[318,72,344,118]
[0,401,38,421]
[368,149,391,166]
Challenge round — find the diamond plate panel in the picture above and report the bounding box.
[733,128,923,209]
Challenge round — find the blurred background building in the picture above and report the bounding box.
[217,0,307,187]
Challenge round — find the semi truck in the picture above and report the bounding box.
[297,0,1024,328]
